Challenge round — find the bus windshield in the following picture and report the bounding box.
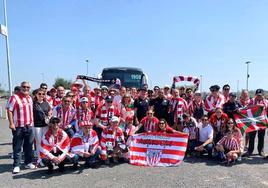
[101,68,146,88]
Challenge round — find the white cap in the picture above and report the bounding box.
[164,85,170,89]
[80,97,89,103]
[110,116,120,123]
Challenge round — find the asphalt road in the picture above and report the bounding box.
[1,100,268,188]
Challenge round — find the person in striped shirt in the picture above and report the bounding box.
[215,129,240,164]
[136,109,159,133]
[100,116,127,164]
[6,81,36,174]
[70,121,100,168]
[39,117,70,173]
[53,96,77,138]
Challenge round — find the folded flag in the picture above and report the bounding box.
[233,105,268,134]
[128,132,188,167]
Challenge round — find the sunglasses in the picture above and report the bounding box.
[68,95,75,98]
[41,87,48,90]
[82,101,88,103]
[224,88,230,91]
[202,118,208,121]
[227,122,234,125]
[38,93,45,96]
[22,86,30,89]
[159,122,165,125]
[64,100,71,103]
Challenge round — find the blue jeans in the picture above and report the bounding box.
[194,141,214,158]
[72,149,101,165]
[12,126,34,167]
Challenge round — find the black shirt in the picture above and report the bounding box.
[134,97,149,121]
[33,101,51,127]
[149,97,169,120]
[223,101,241,119]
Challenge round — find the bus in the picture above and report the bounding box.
[99,67,148,89]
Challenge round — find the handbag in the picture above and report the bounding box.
[36,103,50,125]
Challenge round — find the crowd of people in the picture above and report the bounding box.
[5,80,268,174]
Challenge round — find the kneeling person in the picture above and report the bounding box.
[39,117,70,173]
[100,116,128,164]
[70,121,100,168]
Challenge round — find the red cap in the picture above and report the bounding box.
[126,116,134,121]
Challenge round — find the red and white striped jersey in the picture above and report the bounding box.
[6,93,33,127]
[140,117,159,133]
[39,128,70,160]
[121,124,136,137]
[95,104,119,126]
[209,112,229,132]
[53,105,76,130]
[46,95,53,107]
[170,97,188,121]
[204,94,225,112]
[100,127,125,157]
[53,97,63,107]
[217,136,239,151]
[76,107,94,123]
[70,129,99,156]
[188,99,204,116]
[239,98,250,108]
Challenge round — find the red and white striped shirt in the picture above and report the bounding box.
[100,127,125,157]
[249,97,268,110]
[204,94,225,112]
[77,107,94,123]
[217,136,239,151]
[53,97,63,107]
[39,128,70,160]
[6,93,33,127]
[96,104,119,126]
[140,116,159,133]
[171,97,188,121]
[53,105,76,130]
[70,129,99,156]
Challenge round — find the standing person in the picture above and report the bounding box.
[222,84,231,103]
[53,96,77,138]
[188,90,204,122]
[170,88,188,129]
[53,86,65,107]
[204,85,225,117]
[222,92,241,119]
[163,85,172,100]
[40,83,53,107]
[76,97,94,127]
[33,88,52,166]
[244,89,268,157]
[239,89,250,107]
[185,88,193,105]
[48,88,57,107]
[118,94,135,121]
[6,81,36,174]
[39,117,70,173]
[134,88,150,122]
[149,89,170,120]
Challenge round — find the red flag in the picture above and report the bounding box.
[128,132,188,167]
[233,105,268,134]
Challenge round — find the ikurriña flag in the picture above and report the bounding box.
[233,105,268,134]
[128,132,189,167]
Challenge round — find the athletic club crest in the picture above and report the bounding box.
[146,149,162,166]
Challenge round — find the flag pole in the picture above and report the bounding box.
[3,0,12,96]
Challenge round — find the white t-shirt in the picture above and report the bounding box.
[198,123,214,142]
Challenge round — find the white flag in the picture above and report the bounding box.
[0,24,8,37]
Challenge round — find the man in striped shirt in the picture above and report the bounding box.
[6,81,36,174]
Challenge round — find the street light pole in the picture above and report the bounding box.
[245,61,251,90]
[85,60,89,75]
[200,75,203,93]
[3,0,12,96]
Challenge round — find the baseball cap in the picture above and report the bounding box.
[80,97,89,103]
[110,116,120,123]
[255,89,264,95]
[209,85,220,91]
[50,117,60,124]
[101,86,109,91]
[105,95,113,103]
[164,85,170,89]
[50,87,56,92]
[229,92,237,97]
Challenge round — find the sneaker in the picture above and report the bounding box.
[237,156,242,162]
[259,151,266,157]
[25,163,36,169]
[13,166,20,174]
[242,152,252,158]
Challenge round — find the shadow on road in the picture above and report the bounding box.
[0,163,13,174]
[0,142,12,146]
[184,154,268,167]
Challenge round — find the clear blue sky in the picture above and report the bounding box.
[0,1,268,92]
